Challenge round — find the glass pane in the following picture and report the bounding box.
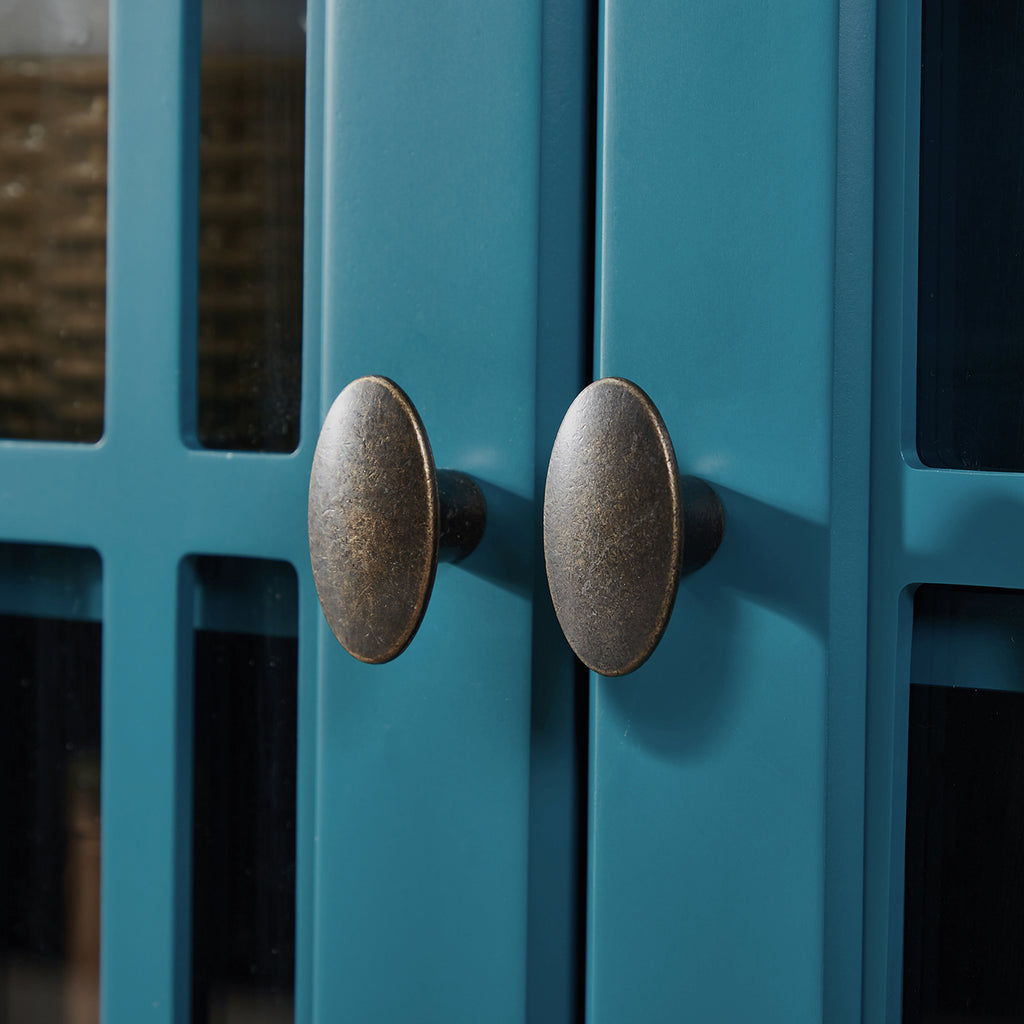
[196,1,305,453]
[0,546,103,1024]
[0,4,107,443]
[904,585,1024,1022]
[917,1,1024,471]
[191,556,297,1024]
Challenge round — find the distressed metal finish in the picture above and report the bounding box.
[436,469,487,564]
[543,377,723,676]
[309,375,485,664]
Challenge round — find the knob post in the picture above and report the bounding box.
[437,470,487,563]
[679,475,724,576]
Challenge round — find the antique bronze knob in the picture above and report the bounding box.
[543,377,724,676]
[309,375,486,663]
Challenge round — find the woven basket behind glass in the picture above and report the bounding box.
[0,58,106,442]
[0,56,303,449]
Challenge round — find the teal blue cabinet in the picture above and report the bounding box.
[5,0,1022,1021]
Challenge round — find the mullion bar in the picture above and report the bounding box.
[173,452,311,562]
[0,445,309,562]
[102,550,193,1024]
[902,468,1024,587]
[104,2,199,1023]
[106,0,199,453]
[0,445,111,549]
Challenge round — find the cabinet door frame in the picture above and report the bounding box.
[312,0,589,1018]
[0,0,590,1020]
[867,1,1024,1019]
[0,1,322,1019]
[587,0,876,1019]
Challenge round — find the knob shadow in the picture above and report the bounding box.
[598,485,829,764]
[451,478,534,603]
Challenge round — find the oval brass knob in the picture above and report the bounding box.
[543,377,724,676]
[308,375,486,664]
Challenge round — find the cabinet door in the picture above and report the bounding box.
[312,0,588,1020]
[0,1,589,1022]
[588,2,872,1020]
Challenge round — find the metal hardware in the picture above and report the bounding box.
[543,377,724,676]
[308,375,486,664]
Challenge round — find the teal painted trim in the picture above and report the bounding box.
[0,444,107,549]
[869,2,1024,1015]
[591,0,839,1019]
[865,0,910,1009]
[104,549,194,1024]
[0,542,102,621]
[106,8,198,455]
[864,584,916,1024]
[294,2,325,1021]
[902,470,1024,586]
[826,0,876,1020]
[103,1,201,1019]
[527,0,592,1018]
[865,0,921,1018]
[866,0,917,1016]
[300,0,326,459]
[0,445,312,557]
[314,0,545,1019]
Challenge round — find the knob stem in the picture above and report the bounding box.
[679,475,724,576]
[437,470,487,563]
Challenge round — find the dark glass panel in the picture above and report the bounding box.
[191,557,297,1024]
[0,6,108,442]
[917,1,1024,470]
[904,585,1024,1022]
[0,615,102,1024]
[196,1,305,453]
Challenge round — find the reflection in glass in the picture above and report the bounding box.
[904,585,1024,1022]
[917,1,1024,470]
[191,557,297,1024]
[0,3,108,442]
[196,0,305,453]
[0,614,102,1024]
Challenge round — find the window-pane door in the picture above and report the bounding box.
[0,1,589,1022]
